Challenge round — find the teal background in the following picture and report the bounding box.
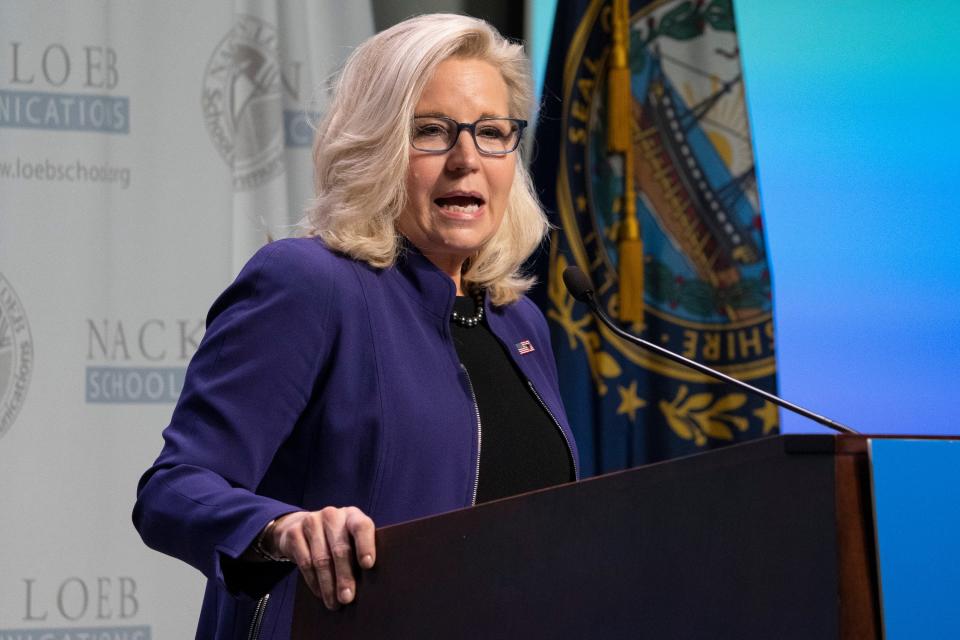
[530,0,960,435]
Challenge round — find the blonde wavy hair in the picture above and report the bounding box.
[301,13,546,306]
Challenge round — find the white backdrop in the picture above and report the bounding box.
[0,2,372,637]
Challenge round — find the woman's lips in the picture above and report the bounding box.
[434,193,486,219]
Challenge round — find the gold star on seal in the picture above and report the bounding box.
[616,380,647,421]
[753,401,779,434]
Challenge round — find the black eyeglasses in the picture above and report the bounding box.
[411,116,527,155]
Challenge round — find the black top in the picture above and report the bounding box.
[450,295,574,503]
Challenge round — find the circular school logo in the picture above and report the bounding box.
[202,14,285,190]
[547,0,778,446]
[0,274,33,440]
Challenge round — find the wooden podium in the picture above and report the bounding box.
[290,435,908,639]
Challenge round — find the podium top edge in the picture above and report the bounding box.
[375,434,960,533]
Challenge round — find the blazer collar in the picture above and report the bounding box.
[392,238,458,321]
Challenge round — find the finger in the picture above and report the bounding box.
[321,508,358,605]
[279,523,323,600]
[345,507,376,569]
[303,514,339,610]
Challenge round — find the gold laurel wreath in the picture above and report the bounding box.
[659,385,748,446]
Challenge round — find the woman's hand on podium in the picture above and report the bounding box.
[266,507,376,609]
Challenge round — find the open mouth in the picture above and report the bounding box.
[434,194,486,214]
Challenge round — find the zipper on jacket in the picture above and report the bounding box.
[247,593,270,640]
[527,380,579,480]
[461,364,483,505]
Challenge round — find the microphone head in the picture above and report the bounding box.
[562,266,595,303]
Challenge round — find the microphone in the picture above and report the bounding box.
[562,266,859,435]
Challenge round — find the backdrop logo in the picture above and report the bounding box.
[202,15,314,190]
[84,318,202,404]
[0,273,33,440]
[1,41,129,133]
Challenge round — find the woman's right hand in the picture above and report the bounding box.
[266,507,376,610]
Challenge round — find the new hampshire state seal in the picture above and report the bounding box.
[0,274,33,440]
[546,0,779,453]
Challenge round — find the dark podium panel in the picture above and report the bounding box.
[292,435,880,639]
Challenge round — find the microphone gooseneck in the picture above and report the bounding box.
[561,266,859,435]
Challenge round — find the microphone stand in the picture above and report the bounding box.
[563,267,859,435]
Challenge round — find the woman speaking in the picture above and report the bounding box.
[133,13,578,640]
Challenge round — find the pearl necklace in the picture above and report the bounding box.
[451,289,485,328]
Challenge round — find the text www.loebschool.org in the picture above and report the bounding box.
[0,157,131,189]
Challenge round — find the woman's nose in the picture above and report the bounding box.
[445,129,481,172]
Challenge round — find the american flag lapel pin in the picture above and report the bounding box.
[515,340,535,355]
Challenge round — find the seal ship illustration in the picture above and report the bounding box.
[631,51,762,318]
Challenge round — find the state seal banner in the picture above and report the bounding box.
[531,0,779,476]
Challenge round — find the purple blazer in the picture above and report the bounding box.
[132,238,578,639]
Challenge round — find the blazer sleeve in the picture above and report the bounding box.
[132,240,334,595]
